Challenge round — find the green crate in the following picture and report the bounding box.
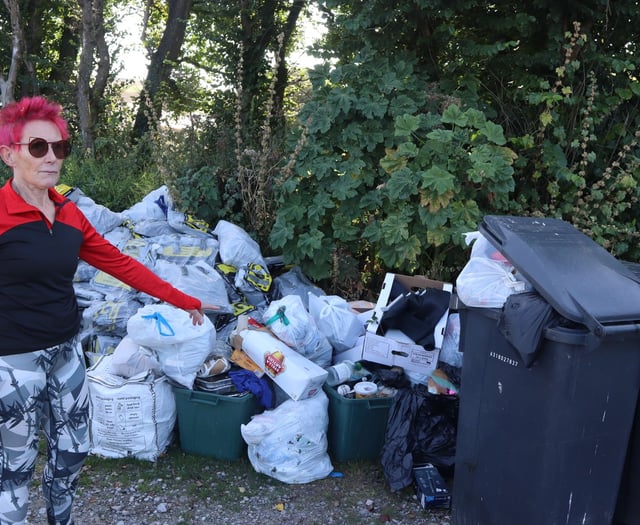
[324,384,395,462]
[172,387,260,460]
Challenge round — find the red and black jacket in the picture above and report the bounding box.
[0,178,201,355]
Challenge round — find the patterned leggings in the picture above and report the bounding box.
[0,337,90,525]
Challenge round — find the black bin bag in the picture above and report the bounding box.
[497,291,562,367]
[381,382,459,491]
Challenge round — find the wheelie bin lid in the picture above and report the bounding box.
[479,215,640,334]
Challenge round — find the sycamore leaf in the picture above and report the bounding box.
[332,214,360,242]
[426,129,454,143]
[298,230,324,252]
[441,104,467,126]
[426,226,450,247]
[329,174,360,201]
[386,167,419,200]
[478,121,506,145]
[397,142,418,157]
[328,88,355,115]
[417,205,450,230]
[362,219,382,242]
[379,235,422,267]
[389,95,420,117]
[380,213,410,241]
[380,148,407,174]
[360,190,383,210]
[308,193,335,221]
[269,219,295,249]
[421,189,455,213]
[394,114,421,136]
[421,165,457,194]
[357,93,388,118]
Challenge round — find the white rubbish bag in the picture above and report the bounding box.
[456,231,528,308]
[241,391,333,484]
[307,293,364,352]
[262,295,332,368]
[126,304,216,388]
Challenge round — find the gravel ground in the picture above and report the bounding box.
[25,444,453,525]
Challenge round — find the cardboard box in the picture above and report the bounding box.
[238,329,328,401]
[361,332,440,374]
[362,273,453,375]
[413,463,451,510]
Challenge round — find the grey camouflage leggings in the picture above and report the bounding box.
[0,337,90,525]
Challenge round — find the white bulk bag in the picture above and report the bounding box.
[87,355,175,461]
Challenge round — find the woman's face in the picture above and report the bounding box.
[4,119,64,190]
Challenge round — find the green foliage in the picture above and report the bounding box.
[61,154,164,212]
[506,23,640,259]
[5,0,640,294]
[270,51,517,285]
[269,1,640,294]
[160,107,245,230]
[171,163,244,227]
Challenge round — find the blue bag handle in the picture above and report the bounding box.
[142,312,175,337]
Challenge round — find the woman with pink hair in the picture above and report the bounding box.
[0,96,217,525]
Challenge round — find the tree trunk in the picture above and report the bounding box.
[238,0,277,129]
[48,11,82,90]
[77,0,96,154]
[132,0,193,140]
[92,0,110,104]
[273,0,305,120]
[76,0,110,156]
[237,0,305,129]
[1,0,25,105]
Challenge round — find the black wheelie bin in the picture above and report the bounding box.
[452,215,640,525]
[614,398,640,525]
[613,261,640,525]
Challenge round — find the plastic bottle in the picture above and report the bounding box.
[351,361,371,380]
[326,360,372,386]
[325,360,356,386]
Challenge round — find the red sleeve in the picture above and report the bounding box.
[78,215,202,311]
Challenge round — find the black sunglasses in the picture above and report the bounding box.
[13,137,72,160]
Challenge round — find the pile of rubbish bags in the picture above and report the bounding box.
[70,184,346,477]
[70,184,470,487]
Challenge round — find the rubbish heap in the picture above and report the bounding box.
[68,184,466,502]
[75,189,640,523]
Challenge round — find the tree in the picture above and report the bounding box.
[0,0,112,153]
[132,0,193,139]
[164,0,310,241]
[1,0,27,104]
[77,0,111,154]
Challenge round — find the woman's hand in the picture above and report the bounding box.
[186,303,220,325]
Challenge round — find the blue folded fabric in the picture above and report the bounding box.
[228,369,274,408]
